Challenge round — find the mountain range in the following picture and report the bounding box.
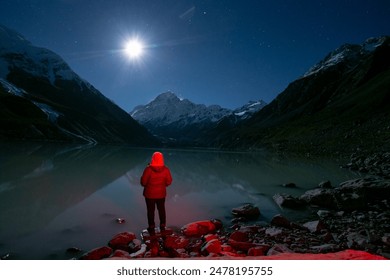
[1,23,388,155]
[0,25,157,146]
[130,92,266,145]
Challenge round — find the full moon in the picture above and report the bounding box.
[124,39,144,59]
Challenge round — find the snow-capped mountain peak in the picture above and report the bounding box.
[129,92,267,144]
[0,25,79,85]
[303,36,388,77]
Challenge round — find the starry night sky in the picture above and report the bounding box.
[1,0,389,111]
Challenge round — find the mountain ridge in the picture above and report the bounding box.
[130,91,266,145]
[213,35,390,155]
[0,24,158,146]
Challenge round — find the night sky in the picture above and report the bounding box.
[1,0,389,111]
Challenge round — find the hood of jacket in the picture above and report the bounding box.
[150,152,164,167]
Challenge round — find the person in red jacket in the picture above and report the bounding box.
[140,151,172,235]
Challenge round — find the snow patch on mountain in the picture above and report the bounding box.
[0,78,27,97]
[233,100,267,119]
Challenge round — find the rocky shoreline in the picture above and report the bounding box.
[76,153,390,260]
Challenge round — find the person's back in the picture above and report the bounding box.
[141,165,172,199]
[140,152,172,235]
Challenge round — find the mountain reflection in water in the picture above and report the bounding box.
[0,143,357,259]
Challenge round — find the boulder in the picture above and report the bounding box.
[182,219,222,237]
[231,204,260,219]
[273,193,306,209]
[108,231,136,251]
[204,234,219,242]
[300,188,338,209]
[80,246,112,260]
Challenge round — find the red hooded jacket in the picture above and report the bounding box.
[140,152,172,199]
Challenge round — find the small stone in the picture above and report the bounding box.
[317,210,332,218]
[248,245,271,256]
[282,183,297,188]
[303,220,327,233]
[66,247,82,254]
[265,227,283,237]
[1,253,10,260]
[266,244,293,256]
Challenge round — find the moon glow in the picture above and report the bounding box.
[124,39,144,59]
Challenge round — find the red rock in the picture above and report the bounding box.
[229,230,249,242]
[80,246,112,260]
[182,220,220,237]
[108,231,136,250]
[188,239,203,253]
[201,239,222,255]
[164,234,190,249]
[220,251,246,258]
[158,251,170,258]
[221,244,233,252]
[145,238,160,256]
[248,245,271,256]
[228,239,261,252]
[204,234,219,242]
[112,250,131,259]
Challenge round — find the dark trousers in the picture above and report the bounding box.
[145,198,166,229]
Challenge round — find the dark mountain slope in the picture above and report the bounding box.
[214,37,390,155]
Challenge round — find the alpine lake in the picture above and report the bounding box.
[0,142,359,259]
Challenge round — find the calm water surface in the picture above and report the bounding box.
[0,142,358,259]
